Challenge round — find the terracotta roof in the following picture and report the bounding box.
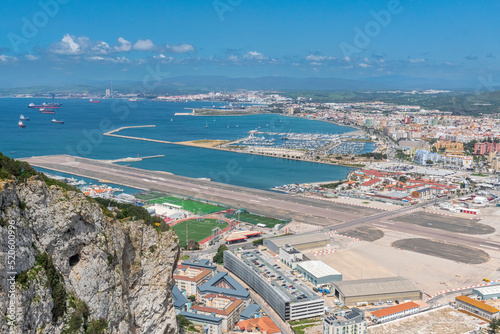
[191,295,243,316]
[371,302,419,318]
[236,317,281,333]
[456,295,500,314]
[360,178,382,186]
[174,266,212,282]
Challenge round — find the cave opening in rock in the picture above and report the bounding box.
[69,253,80,267]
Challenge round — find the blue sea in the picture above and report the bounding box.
[0,98,365,190]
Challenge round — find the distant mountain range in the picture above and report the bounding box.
[0,75,479,94]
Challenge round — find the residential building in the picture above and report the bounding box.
[179,311,223,334]
[174,265,213,297]
[323,308,367,334]
[172,285,190,314]
[190,294,244,331]
[236,317,281,334]
[197,271,250,304]
[413,150,441,165]
[371,302,420,323]
[240,303,261,320]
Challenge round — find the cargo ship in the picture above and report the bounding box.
[20,114,29,121]
[29,102,62,109]
[51,119,64,124]
[40,108,55,114]
[18,121,25,128]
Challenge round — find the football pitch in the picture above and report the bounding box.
[173,218,229,247]
[148,196,224,215]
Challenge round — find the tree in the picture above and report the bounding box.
[488,317,500,333]
[213,244,228,264]
[425,160,434,165]
[187,239,200,250]
[188,295,196,302]
[177,315,191,328]
[252,238,264,246]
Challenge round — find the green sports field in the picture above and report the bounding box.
[148,196,224,215]
[173,218,229,247]
[235,212,286,228]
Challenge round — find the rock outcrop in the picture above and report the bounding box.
[0,176,179,334]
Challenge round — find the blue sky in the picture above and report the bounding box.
[0,0,499,86]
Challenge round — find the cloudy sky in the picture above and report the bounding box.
[0,0,499,86]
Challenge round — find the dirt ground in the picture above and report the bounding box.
[389,211,495,235]
[304,229,500,299]
[392,238,490,264]
[367,306,486,334]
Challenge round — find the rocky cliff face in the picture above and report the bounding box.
[0,176,179,334]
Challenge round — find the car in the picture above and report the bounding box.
[395,300,399,304]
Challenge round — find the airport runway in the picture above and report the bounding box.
[21,155,380,226]
[22,155,500,253]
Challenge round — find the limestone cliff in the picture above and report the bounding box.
[0,176,179,334]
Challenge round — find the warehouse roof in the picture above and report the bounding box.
[296,261,341,279]
[333,277,420,297]
[473,285,500,296]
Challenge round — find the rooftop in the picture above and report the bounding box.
[371,302,420,318]
[179,311,222,325]
[197,271,250,299]
[236,317,281,334]
[238,249,319,303]
[332,276,420,298]
[456,295,500,314]
[473,285,500,296]
[296,261,342,279]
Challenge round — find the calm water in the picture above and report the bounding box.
[0,98,361,189]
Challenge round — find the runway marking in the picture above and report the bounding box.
[258,197,267,200]
[191,188,200,191]
[485,241,500,246]
[480,244,499,250]
[372,223,387,228]
[200,186,208,190]
[380,221,394,225]
[141,178,151,182]
[249,199,260,203]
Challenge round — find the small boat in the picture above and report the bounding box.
[128,98,137,102]
[205,122,208,128]
[40,108,55,114]
[51,119,64,124]
[20,114,29,121]
[171,118,173,122]
[90,99,101,103]
[236,124,239,128]
[18,121,25,128]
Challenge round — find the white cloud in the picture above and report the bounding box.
[228,55,239,62]
[53,34,81,55]
[164,44,195,53]
[133,39,156,51]
[87,56,129,63]
[25,55,39,61]
[91,41,111,55]
[409,58,426,63]
[243,51,267,60]
[359,63,370,68]
[306,55,336,62]
[0,55,17,63]
[114,37,132,52]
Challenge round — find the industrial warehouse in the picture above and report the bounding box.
[223,250,324,320]
[295,261,343,285]
[263,233,330,253]
[332,277,422,306]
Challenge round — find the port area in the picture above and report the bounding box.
[103,125,384,168]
